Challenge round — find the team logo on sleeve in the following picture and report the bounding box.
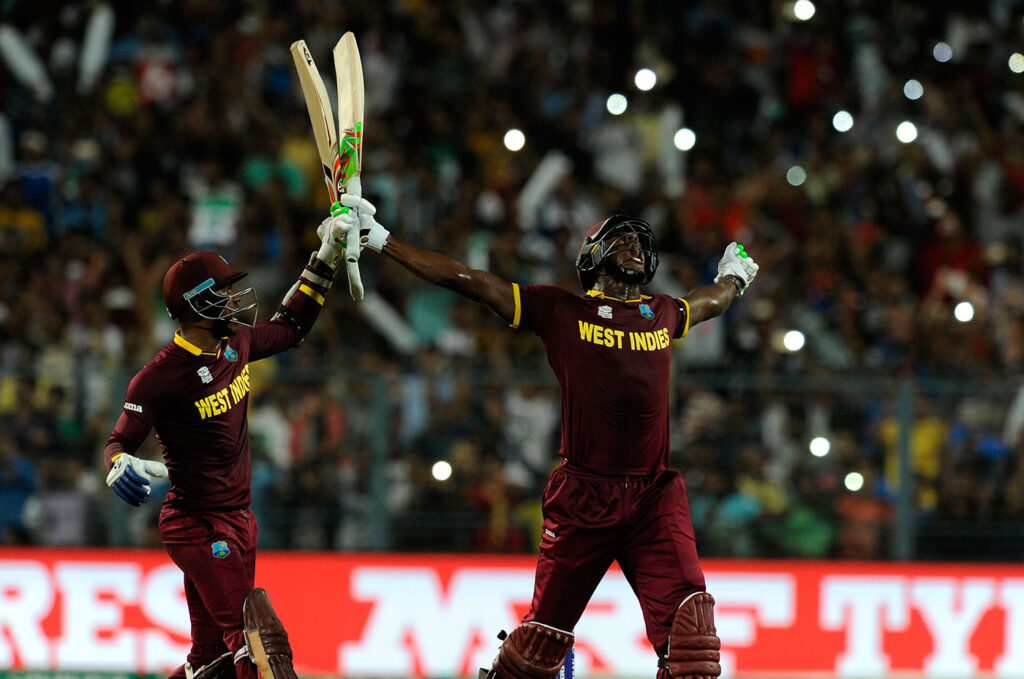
[224,345,238,362]
[211,540,230,558]
[639,303,654,320]
[197,366,213,384]
[598,305,612,319]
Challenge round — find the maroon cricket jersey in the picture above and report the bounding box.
[512,284,690,475]
[105,285,327,513]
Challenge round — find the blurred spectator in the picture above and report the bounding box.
[2,0,1024,559]
[0,429,36,543]
[877,395,949,513]
[836,468,892,559]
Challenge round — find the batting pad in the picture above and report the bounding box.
[243,588,298,679]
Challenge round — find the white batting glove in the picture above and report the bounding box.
[714,242,759,295]
[315,207,357,268]
[106,453,168,507]
[338,194,391,252]
[315,204,358,268]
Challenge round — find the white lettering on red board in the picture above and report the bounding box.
[0,560,188,672]
[8,556,1024,677]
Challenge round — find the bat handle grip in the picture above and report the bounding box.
[346,258,364,301]
[344,177,364,301]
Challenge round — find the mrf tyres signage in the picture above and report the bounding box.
[1,550,1024,677]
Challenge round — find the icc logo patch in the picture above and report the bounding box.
[211,541,230,559]
[197,366,213,384]
[640,304,654,320]
[224,345,238,362]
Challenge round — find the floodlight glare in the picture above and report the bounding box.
[832,110,854,132]
[635,68,657,91]
[674,127,696,151]
[786,166,807,186]
[896,121,918,143]
[503,128,526,152]
[794,0,816,20]
[432,460,453,481]
[783,330,805,351]
[606,93,628,115]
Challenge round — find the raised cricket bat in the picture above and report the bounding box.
[333,32,365,300]
[289,36,365,300]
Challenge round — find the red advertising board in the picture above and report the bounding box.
[2,548,1024,677]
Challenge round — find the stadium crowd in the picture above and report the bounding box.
[2,0,1024,561]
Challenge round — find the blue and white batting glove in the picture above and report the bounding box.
[714,241,759,295]
[338,194,390,252]
[106,453,168,506]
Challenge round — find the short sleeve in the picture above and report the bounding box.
[673,297,691,339]
[513,284,575,338]
[104,366,167,466]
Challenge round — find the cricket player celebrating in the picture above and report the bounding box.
[330,199,758,679]
[103,214,350,679]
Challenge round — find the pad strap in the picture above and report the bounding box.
[191,652,234,679]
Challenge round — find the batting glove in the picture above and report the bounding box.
[315,207,355,268]
[338,194,390,252]
[714,242,759,295]
[106,453,168,507]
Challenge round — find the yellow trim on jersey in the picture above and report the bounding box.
[510,283,522,329]
[174,330,202,355]
[679,298,691,338]
[174,330,221,357]
[299,284,325,305]
[585,290,652,303]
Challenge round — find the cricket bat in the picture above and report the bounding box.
[333,32,365,300]
[289,36,365,300]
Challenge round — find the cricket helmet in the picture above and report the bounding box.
[575,215,659,291]
[162,252,258,328]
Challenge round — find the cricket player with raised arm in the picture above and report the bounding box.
[103,212,350,679]
[327,196,758,679]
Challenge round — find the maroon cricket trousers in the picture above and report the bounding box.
[525,465,707,657]
[160,507,259,679]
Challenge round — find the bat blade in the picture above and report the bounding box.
[289,39,343,203]
[333,31,365,196]
[333,31,366,301]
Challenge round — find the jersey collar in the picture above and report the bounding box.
[174,330,222,357]
[585,290,652,304]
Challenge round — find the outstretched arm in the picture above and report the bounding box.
[384,238,517,324]
[333,195,517,324]
[685,242,759,327]
[684,280,741,326]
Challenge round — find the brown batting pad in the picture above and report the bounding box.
[243,588,298,679]
[664,591,722,679]
[488,622,574,679]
